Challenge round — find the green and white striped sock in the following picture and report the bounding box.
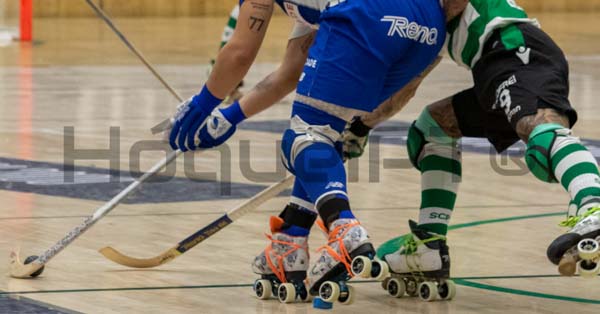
[220,5,240,49]
[551,131,600,216]
[414,110,462,236]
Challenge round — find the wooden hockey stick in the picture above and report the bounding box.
[99,175,294,268]
[10,150,182,278]
[83,0,182,134]
[84,0,183,103]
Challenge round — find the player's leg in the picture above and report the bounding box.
[518,110,600,274]
[480,23,600,274]
[252,180,317,302]
[376,94,466,300]
[289,0,445,302]
[281,104,374,299]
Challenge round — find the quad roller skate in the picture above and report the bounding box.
[308,218,375,308]
[547,207,600,277]
[252,216,311,303]
[353,220,455,302]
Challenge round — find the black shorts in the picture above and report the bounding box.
[452,23,578,153]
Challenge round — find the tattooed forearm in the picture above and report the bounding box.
[516,108,570,142]
[249,16,266,32]
[251,2,272,11]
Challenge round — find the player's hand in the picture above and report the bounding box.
[342,117,372,160]
[168,86,223,151]
[197,101,247,149]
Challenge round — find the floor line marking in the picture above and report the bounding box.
[454,279,600,304]
[0,204,566,221]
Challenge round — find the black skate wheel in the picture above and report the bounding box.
[418,281,438,302]
[339,285,355,305]
[577,238,600,260]
[438,280,456,300]
[319,281,340,303]
[373,260,390,281]
[386,277,405,298]
[278,283,296,303]
[351,256,372,278]
[254,279,272,300]
[578,260,600,278]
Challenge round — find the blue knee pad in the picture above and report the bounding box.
[281,121,347,204]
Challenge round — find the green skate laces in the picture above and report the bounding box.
[559,207,600,228]
[401,233,446,255]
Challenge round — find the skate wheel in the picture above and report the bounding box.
[578,260,600,278]
[418,281,438,302]
[339,285,355,305]
[351,256,372,278]
[372,259,390,281]
[254,279,272,300]
[319,281,341,303]
[278,283,296,303]
[438,280,456,300]
[386,277,406,298]
[381,277,390,290]
[577,238,600,260]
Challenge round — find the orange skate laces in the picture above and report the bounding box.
[316,221,361,275]
[264,233,307,284]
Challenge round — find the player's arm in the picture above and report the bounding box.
[362,56,442,128]
[239,29,316,117]
[168,0,274,151]
[208,0,275,98]
[342,56,442,160]
[195,28,317,149]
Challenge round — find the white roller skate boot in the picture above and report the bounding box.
[374,220,454,302]
[252,216,311,303]
[547,207,600,277]
[307,218,375,307]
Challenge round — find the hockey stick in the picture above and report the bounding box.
[10,149,182,278]
[99,175,294,268]
[84,0,183,103]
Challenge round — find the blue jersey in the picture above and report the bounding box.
[296,0,446,113]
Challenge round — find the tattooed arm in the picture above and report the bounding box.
[361,56,442,128]
[207,0,274,99]
[239,30,316,117]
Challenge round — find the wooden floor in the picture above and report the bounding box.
[1,13,600,313]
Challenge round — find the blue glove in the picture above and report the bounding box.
[169,85,223,151]
[197,101,247,149]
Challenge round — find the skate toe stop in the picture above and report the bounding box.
[313,297,333,309]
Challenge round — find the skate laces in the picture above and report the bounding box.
[402,233,446,255]
[316,221,361,275]
[264,233,307,284]
[559,207,600,228]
